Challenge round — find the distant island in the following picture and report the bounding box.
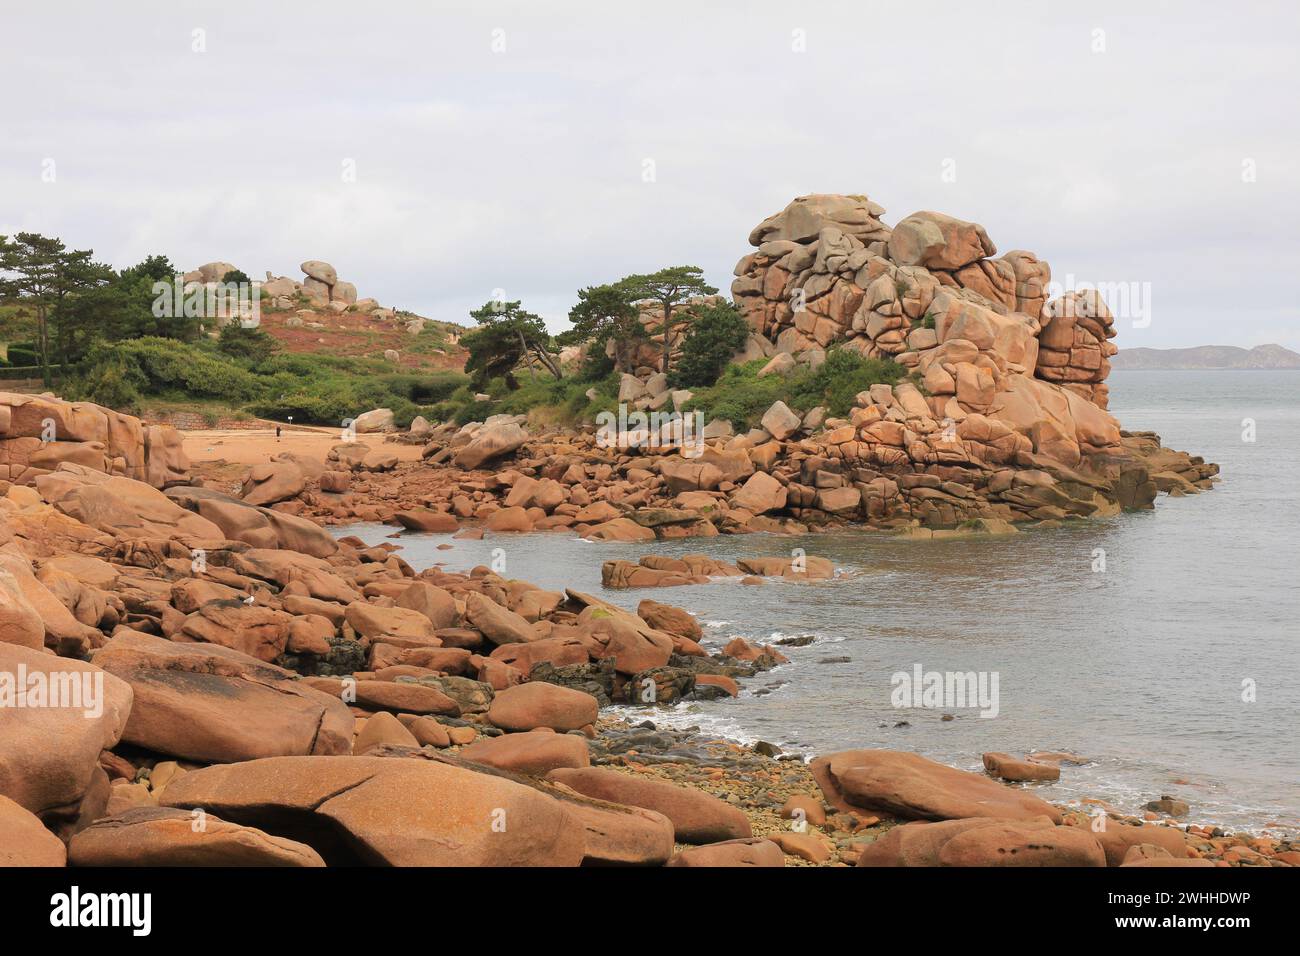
[1111,344,1300,370]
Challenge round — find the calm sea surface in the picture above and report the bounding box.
[338,371,1300,831]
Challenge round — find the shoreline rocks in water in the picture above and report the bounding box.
[247,412,1217,542]
[601,552,837,588]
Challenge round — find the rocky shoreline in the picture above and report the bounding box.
[0,389,1288,866]
[585,717,1297,867]
[191,414,1217,547]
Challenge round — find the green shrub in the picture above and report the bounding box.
[786,348,907,417]
[424,369,620,426]
[6,344,39,366]
[683,359,787,429]
[374,371,468,405]
[63,336,470,427]
[575,347,615,382]
[685,348,906,429]
[670,301,750,388]
[217,323,280,364]
[74,338,262,402]
[64,357,141,412]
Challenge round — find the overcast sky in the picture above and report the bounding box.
[2,1,1297,349]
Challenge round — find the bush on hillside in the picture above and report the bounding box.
[74,338,263,403]
[217,324,280,364]
[64,356,142,412]
[3,344,39,367]
[62,336,471,428]
[427,369,621,427]
[788,348,908,415]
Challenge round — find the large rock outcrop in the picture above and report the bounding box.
[730,193,1121,470]
[0,393,189,488]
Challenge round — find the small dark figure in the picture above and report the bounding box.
[276,425,282,442]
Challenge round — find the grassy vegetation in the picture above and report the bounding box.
[427,368,621,427]
[405,323,456,355]
[52,306,909,436]
[684,348,910,429]
[430,344,911,434]
[65,336,469,428]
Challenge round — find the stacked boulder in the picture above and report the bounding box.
[1036,289,1116,407]
[290,390,1213,535]
[177,261,255,327]
[298,259,359,313]
[181,261,239,285]
[0,393,189,488]
[187,259,385,316]
[616,371,694,414]
[731,193,1117,412]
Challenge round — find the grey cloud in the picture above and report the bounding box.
[1,0,1296,348]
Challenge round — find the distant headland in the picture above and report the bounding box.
[1112,344,1300,370]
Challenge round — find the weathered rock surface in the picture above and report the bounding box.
[812,749,1062,823]
[0,794,67,866]
[0,393,188,488]
[487,681,598,732]
[0,642,132,819]
[459,728,591,775]
[856,817,1105,867]
[454,422,528,470]
[666,837,785,867]
[159,755,587,866]
[92,631,354,763]
[548,766,752,844]
[69,807,326,867]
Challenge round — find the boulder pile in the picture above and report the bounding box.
[293,259,360,313]
[732,194,1111,407]
[0,442,808,866]
[258,194,1216,537]
[0,427,1273,867]
[282,401,1214,537]
[185,259,389,317]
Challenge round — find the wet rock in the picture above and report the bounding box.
[982,752,1060,783]
[394,509,459,533]
[620,666,695,705]
[1144,796,1190,817]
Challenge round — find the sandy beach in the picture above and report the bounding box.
[181,427,427,468]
